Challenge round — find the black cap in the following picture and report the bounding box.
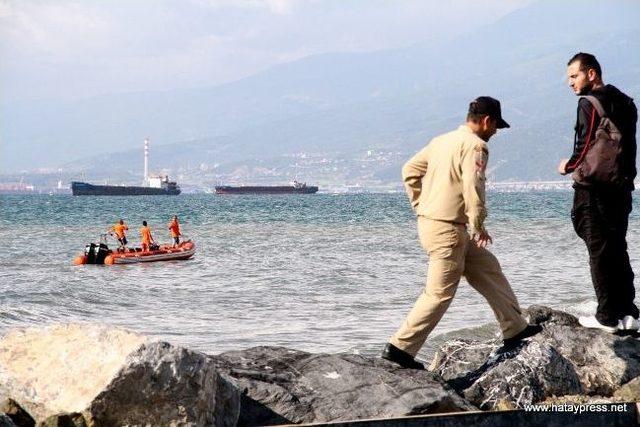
[469,96,510,129]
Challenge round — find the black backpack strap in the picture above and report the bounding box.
[580,95,606,117]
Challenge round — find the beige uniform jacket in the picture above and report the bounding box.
[402,124,489,234]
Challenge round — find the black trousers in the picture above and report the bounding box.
[572,187,638,326]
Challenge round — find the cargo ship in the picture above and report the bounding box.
[71,139,180,196]
[71,177,180,196]
[215,180,318,195]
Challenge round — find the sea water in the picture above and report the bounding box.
[1,192,637,360]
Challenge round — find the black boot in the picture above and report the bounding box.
[381,343,425,370]
[502,324,543,347]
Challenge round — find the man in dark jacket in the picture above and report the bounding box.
[558,52,638,333]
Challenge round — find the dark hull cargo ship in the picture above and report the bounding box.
[71,138,180,196]
[215,181,318,195]
[71,180,180,196]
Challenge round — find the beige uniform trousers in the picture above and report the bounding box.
[390,217,528,356]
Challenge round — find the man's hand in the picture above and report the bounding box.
[557,159,569,175]
[473,230,493,248]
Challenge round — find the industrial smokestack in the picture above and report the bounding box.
[143,138,149,185]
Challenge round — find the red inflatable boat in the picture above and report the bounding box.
[74,241,196,265]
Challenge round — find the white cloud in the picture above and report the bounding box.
[0,0,535,101]
[265,0,296,15]
[189,0,305,14]
[1,1,112,57]
[0,0,12,18]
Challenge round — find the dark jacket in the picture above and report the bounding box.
[565,84,637,190]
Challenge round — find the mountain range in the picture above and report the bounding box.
[2,0,639,187]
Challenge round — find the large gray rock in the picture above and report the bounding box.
[85,342,240,427]
[215,346,475,426]
[0,323,148,421]
[35,413,86,427]
[614,376,640,401]
[0,415,17,427]
[0,399,34,427]
[430,305,640,409]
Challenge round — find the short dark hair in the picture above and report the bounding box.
[142,220,147,226]
[568,52,602,77]
[466,111,489,123]
[467,99,486,122]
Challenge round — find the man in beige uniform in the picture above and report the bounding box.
[382,97,542,369]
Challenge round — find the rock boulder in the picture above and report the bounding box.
[0,415,16,427]
[35,413,86,427]
[0,399,34,427]
[215,346,475,426]
[86,342,240,427]
[430,305,640,409]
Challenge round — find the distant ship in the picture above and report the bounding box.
[71,139,181,196]
[71,177,180,196]
[215,180,318,195]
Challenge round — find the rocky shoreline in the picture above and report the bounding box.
[1,306,640,426]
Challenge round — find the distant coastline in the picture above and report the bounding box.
[0,179,578,195]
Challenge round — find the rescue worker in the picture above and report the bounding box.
[168,215,182,247]
[110,219,129,252]
[140,220,155,253]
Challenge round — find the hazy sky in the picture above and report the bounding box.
[0,0,533,102]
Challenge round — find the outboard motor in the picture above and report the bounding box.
[95,243,110,264]
[84,243,97,264]
[84,242,111,264]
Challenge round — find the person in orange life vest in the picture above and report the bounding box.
[168,215,181,247]
[110,219,129,251]
[140,220,155,252]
